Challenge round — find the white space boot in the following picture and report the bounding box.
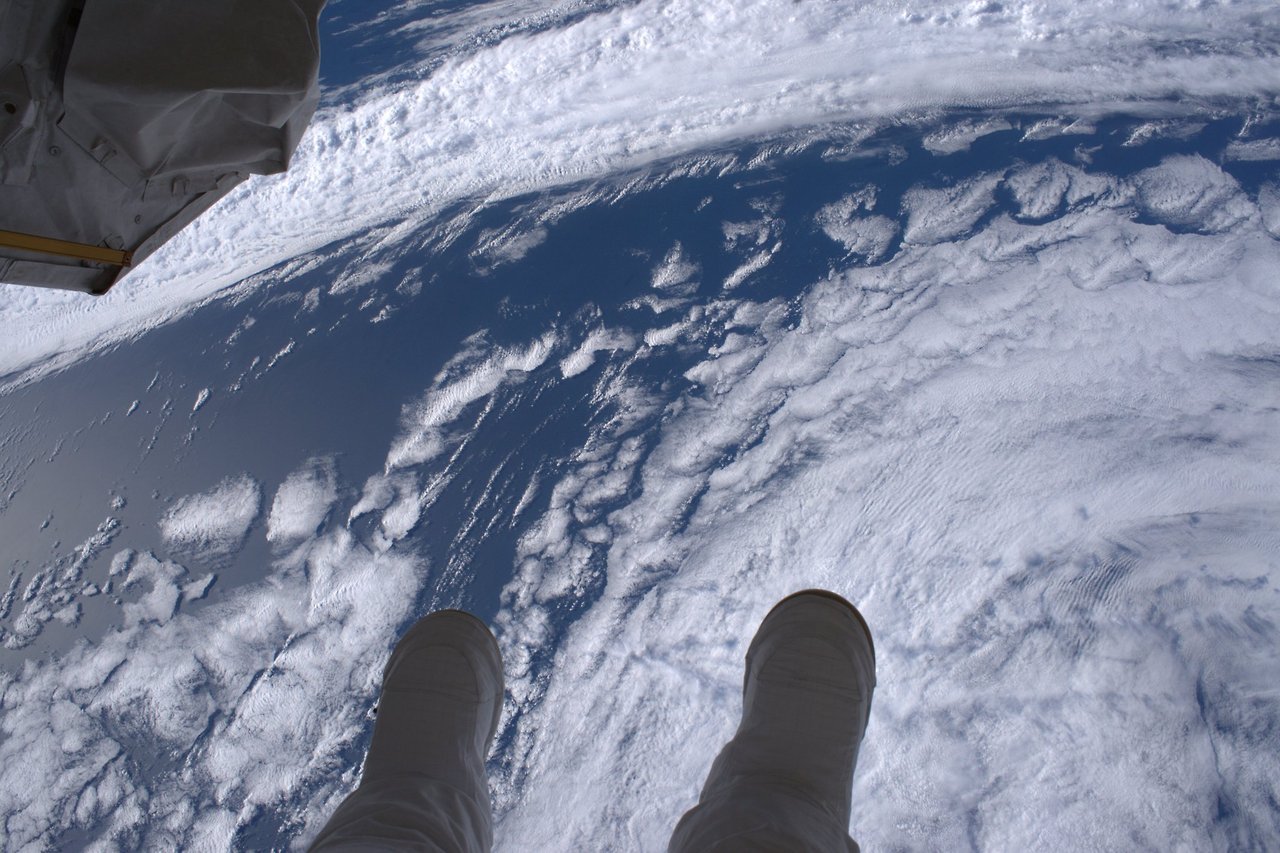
[310,610,504,852]
[668,589,876,853]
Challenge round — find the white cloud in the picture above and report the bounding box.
[0,526,425,850]
[1005,158,1119,221]
[2,152,1279,849]
[1261,182,1280,239]
[1131,154,1256,233]
[267,458,339,547]
[192,388,211,413]
[109,549,133,576]
[1,517,122,649]
[377,475,428,549]
[559,328,637,379]
[923,117,1013,154]
[121,553,188,627]
[489,167,1280,850]
[821,215,898,262]
[2,0,1278,386]
[386,333,555,470]
[158,475,262,560]
[1020,117,1096,142]
[471,225,550,270]
[651,243,699,295]
[1223,137,1280,162]
[817,190,899,263]
[902,174,1001,245]
[722,243,780,291]
[1,2,1279,848]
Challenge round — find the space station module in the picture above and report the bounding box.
[0,0,324,294]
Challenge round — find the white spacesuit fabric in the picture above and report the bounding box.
[309,610,503,853]
[667,591,875,852]
[309,591,874,852]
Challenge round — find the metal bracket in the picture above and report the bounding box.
[0,228,132,266]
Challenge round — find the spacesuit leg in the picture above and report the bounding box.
[309,610,504,853]
[668,590,876,853]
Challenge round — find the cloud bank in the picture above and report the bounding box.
[489,157,1280,849]
[268,459,340,548]
[1,146,1278,850]
[0,0,1278,848]
[2,0,1277,385]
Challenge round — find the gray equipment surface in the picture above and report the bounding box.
[0,0,323,294]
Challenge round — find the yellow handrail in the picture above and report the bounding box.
[0,229,132,267]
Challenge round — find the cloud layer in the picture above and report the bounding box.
[2,0,1277,385]
[0,1,1278,849]
[1,140,1278,850]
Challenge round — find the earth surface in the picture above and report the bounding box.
[2,0,1279,849]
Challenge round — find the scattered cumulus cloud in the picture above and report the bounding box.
[267,458,340,547]
[560,328,637,379]
[651,243,700,295]
[192,388,211,413]
[1,516,122,649]
[158,475,262,560]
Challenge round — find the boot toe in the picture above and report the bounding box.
[377,609,505,759]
